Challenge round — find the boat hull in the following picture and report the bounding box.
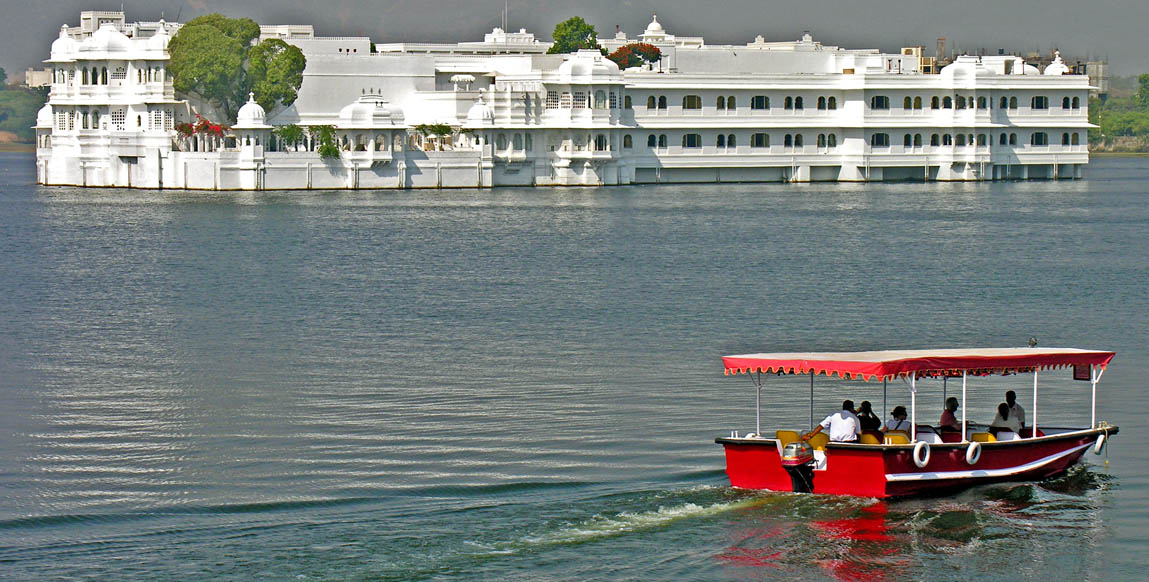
[715,426,1117,498]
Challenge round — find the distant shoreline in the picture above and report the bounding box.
[1090,151,1149,158]
[0,143,35,153]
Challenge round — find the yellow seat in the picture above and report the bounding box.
[808,433,830,451]
[858,433,881,445]
[884,433,910,445]
[972,432,997,443]
[775,430,801,447]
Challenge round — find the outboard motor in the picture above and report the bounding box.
[780,441,815,493]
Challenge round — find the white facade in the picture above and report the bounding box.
[37,11,1093,190]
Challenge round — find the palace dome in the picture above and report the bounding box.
[556,50,621,82]
[86,23,133,53]
[50,26,78,60]
[645,14,665,34]
[147,21,171,51]
[233,93,270,129]
[36,104,53,129]
[465,95,495,126]
[338,94,400,128]
[1044,51,1069,76]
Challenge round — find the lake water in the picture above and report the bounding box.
[1,152,1146,580]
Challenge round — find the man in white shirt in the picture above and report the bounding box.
[803,400,862,442]
[1006,390,1026,428]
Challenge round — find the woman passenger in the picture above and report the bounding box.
[882,406,910,432]
[856,401,881,431]
[989,402,1020,435]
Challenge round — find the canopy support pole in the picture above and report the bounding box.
[809,371,815,431]
[1091,366,1106,427]
[943,376,948,409]
[882,379,887,420]
[756,371,762,436]
[910,375,917,442]
[961,371,968,443]
[1032,370,1039,438]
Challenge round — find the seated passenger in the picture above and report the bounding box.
[802,400,861,443]
[989,402,1021,435]
[882,405,910,433]
[856,400,881,431]
[939,397,961,433]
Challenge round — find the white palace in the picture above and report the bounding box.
[36,10,1093,189]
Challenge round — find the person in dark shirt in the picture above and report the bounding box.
[856,400,881,431]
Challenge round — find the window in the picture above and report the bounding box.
[1009,133,1017,145]
[609,92,618,109]
[624,135,633,148]
[647,96,656,109]
[525,134,533,151]
[595,134,608,151]
[942,134,952,146]
[101,67,108,84]
[751,95,769,110]
[1072,97,1080,109]
[658,134,667,148]
[1032,96,1049,109]
[931,134,940,146]
[497,134,507,150]
[727,134,736,147]
[1062,132,1070,145]
[513,133,523,150]
[92,111,100,129]
[1031,132,1048,146]
[827,134,837,147]
[112,67,126,81]
[682,95,702,109]
[978,97,987,109]
[111,109,125,130]
[904,96,912,110]
[717,134,725,147]
[657,96,667,109]
[784,96,793,110]
[1000,133,1008,145]
[956,134,966,146]
[818,133,827,147]
[818,96,827,110]
[931,96,940,109]
[716,96,726,110]
[784,134,793,147]
[594,91,607,109]
[943,96,952,109]
[903,133,912,147]
[647,134,657,147]
[794,134,803,147]
[795,97,804,110]
[914,134,922,147]
[870,133,890,147]
[977,134,987,146]
[752,133,769,148]
[624,95,632,109]
[82,110,90,129]
[1072,133,1080,145]
[56,111,67,130]
[1062,97,1071,109]
[573,91,587,109]
[1009,97,1018,109]
[560,92,572,108]
[727,96,735,109]
[827,97,837,110]
[682,134,702,148]
[546,91,559,109]
[914,96,922,109]
[82,69,89,84]
[956,96,966,109]
[1000,96,1008,109]
[871,96,890,110]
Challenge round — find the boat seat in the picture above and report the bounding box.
[940,431,963,443]
[884,433,910,445]
[1019,427,1046,438]
[858,433,881,445]
[995,431,1020,441]
[808,433,830,451]
[775,430,801,447]
[971,432,996,443]
[916,432,943,444]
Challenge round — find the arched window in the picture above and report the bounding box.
[932,96,940,109]
[496,134,507,150]
[1062,132,1070,145]
[956,96,966,109]
[657,96,667,109]
[648,134,657,147]
[81,110,89,129]
[1072,133,1080,145]
[827,134,837,147]
[727,96,736,109]
[818,96,827,110]
[1009,97,1018,109]
[784,134,793,147]
[682,95,702,109]
[1072,97,1080,109]
[658,134,667,148]
[594,91,607,109]
[1000,133,1008,145]
[595,134,608,150]
[1009,133,1017,145]
[726,134,735,148]
[717,134,725,147]
[647,96,656,109]
[624,95,632,109]
[717,96,726,110]
[977,134,987,146]
[956,134,966,146]
[978,97,987,109]
[914,134,922,147]
[914,96,922,109]
[943,96,953,108]
[784,96,793,110]
[904,133,912,147]
[828,97,837,110]
[101,67,108,84]
[904,96,912,109]
[795,97,804,110]
[942,134,953,146]
[1000,96,1008,109]
[931,134,940,146]
[623,135,633,148]
[513,133,523,150]
[82,69,89,84]
[818,133,827,147]
[1062,97,1071,109]
[794,134,803,147]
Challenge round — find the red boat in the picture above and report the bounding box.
[715,347,1118,497]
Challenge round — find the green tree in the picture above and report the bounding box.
[0,67,7,88]
[1139,73,1149,111]
[273,124,304,150]
[547,17,599,54]
[184,14,261,47]
[168,22,249,121]
[308,125,339,159]
[247,39,306,112]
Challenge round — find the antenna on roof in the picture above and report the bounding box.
[503,0,508,30]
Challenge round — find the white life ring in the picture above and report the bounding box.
[965,441,982,465]
[1093,433,1107,455]
[913,441,931,468]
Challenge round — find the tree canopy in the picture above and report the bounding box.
[547,17,599,54]
[167,14,306,123]
[607,43,661,70]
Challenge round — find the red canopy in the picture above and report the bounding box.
[722,348,1115,382]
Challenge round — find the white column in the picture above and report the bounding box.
[910,375,917,441]
[961,371,968,442]
[1032,370,1039,438]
